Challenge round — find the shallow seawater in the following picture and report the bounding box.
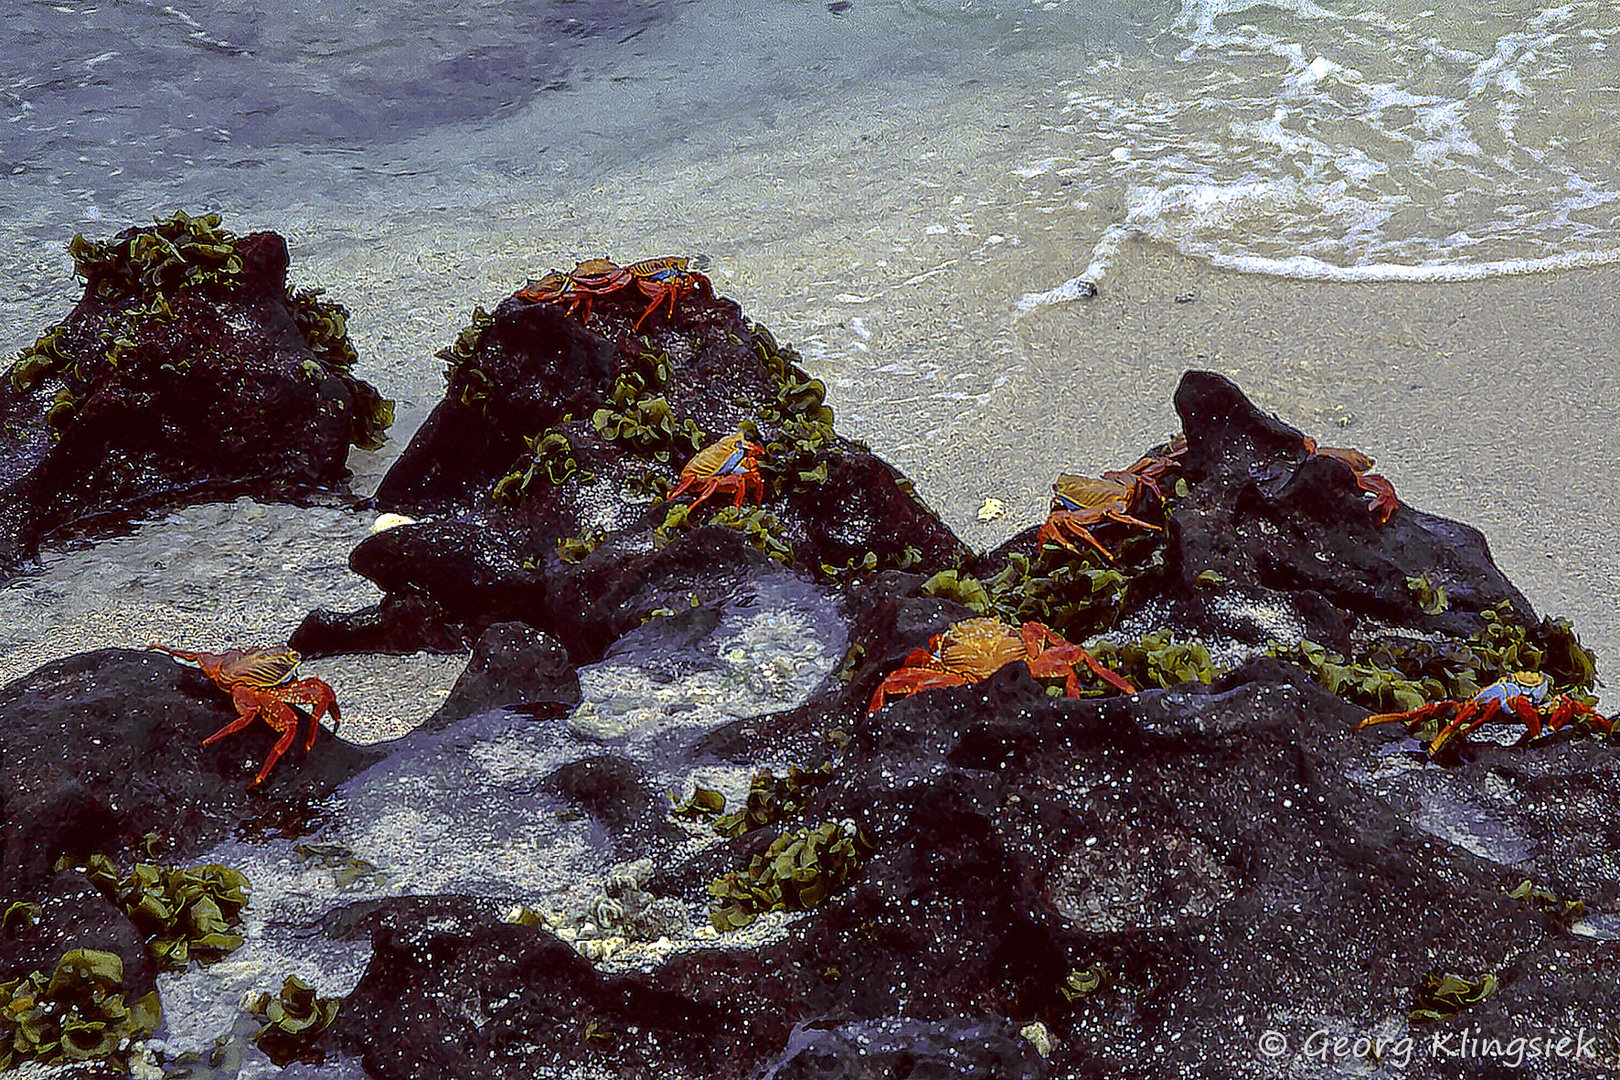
[3,0,1619,702]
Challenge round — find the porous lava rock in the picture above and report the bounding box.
[758,1016,1048,1079]
[325,659,1620,1078]
[971,370,1533,659]
[312,370,1615,1078]
[296,275,964,656]
[0,212,391,574]
[5,362,1617,1078]
[1161,370,1531,646]
[0,649,379,900]
[0,870,157,1005]
[425,621,579,731]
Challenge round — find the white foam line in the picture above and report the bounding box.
[1017,233,1620,311]
[1204,243,1620,281]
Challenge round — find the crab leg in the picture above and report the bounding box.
[203,684,267,747]
[250,698,304,788]
[868,668,970,714]
[1040,518,1118,562]
[277,676,342,742]
[1355,702,1451,731]
[1020,623,1137,696]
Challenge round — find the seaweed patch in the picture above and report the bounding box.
[81,853,249,967]
[0,949,161,1070]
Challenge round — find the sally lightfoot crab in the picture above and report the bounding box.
[1301,436,1399,526]
[150,644,341,787]
[868,617,1136,714]
[667,430,766,512]
[1036,437,1186,561]
[516,256,714,331]
[1356,672,1610,756]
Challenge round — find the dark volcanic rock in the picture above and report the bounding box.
[0,649,380,898]
[302,277,963,656]
[328,658,1620,1078]
[332,895,727,1078]
[1159,370,1531,647]
[0,870,155,996]
[542,755,674,848]
[0,213,391,573]
[291,518,547,656]
[426,621,579,730]
[759,1016,1047,1079]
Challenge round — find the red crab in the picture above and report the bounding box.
[1356,671,1610,755]
[1037,436,1187,561]
[667,430,766,512]
[515,256,713,331]
[1301,436,1399,526]
[868,617,1136,714]
[150,644,341,787]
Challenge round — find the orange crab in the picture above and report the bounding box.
[1356,671,1610,756]
[515,258,626,324]
[150,644,341,787]
[667,430,766,512]
[1301,436,1398,525]
[619,257,714,332]
[515,256,713,332]
[1037,437,1187,561]
[868,617,1136,714]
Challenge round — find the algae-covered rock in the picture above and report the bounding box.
[0,211,392,573]
[305,272,963,657]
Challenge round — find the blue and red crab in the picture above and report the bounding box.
[1037,436,1187,561]
[868,616,1137,713]
[666,429,766,512]
[150,644,341,787]
[1356,671,1610,755]
[515,256,713,332]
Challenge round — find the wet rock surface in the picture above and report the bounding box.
[297,280,965,657]
[5,353,1619,1078]
[426,621,579,731]
[0,649,379,898]
[0,213,390,575]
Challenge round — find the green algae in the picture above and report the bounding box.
[493,426,597,505]
[69,210,240,296]
[83,854,248,968]
[0,949,161,1071]
[1,901,41,936]
[1088,631,1223,690]
[1405,574,1449,615]
[1506,878,1585,927]
[436,306,498,412]
[670,785,728,822]
[919,568,993,615]
[673,765,836,837]
[1060,963,1109,1001]
[709,820,872,932]
[557,530,607,564]
[248,975,340,1065]
[718,765,836,837]
[710,505,795,565]
[1409,971,1497,1022]
[289,287,392,450]
[591,347,706,462]
[1275,600,1601,718]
